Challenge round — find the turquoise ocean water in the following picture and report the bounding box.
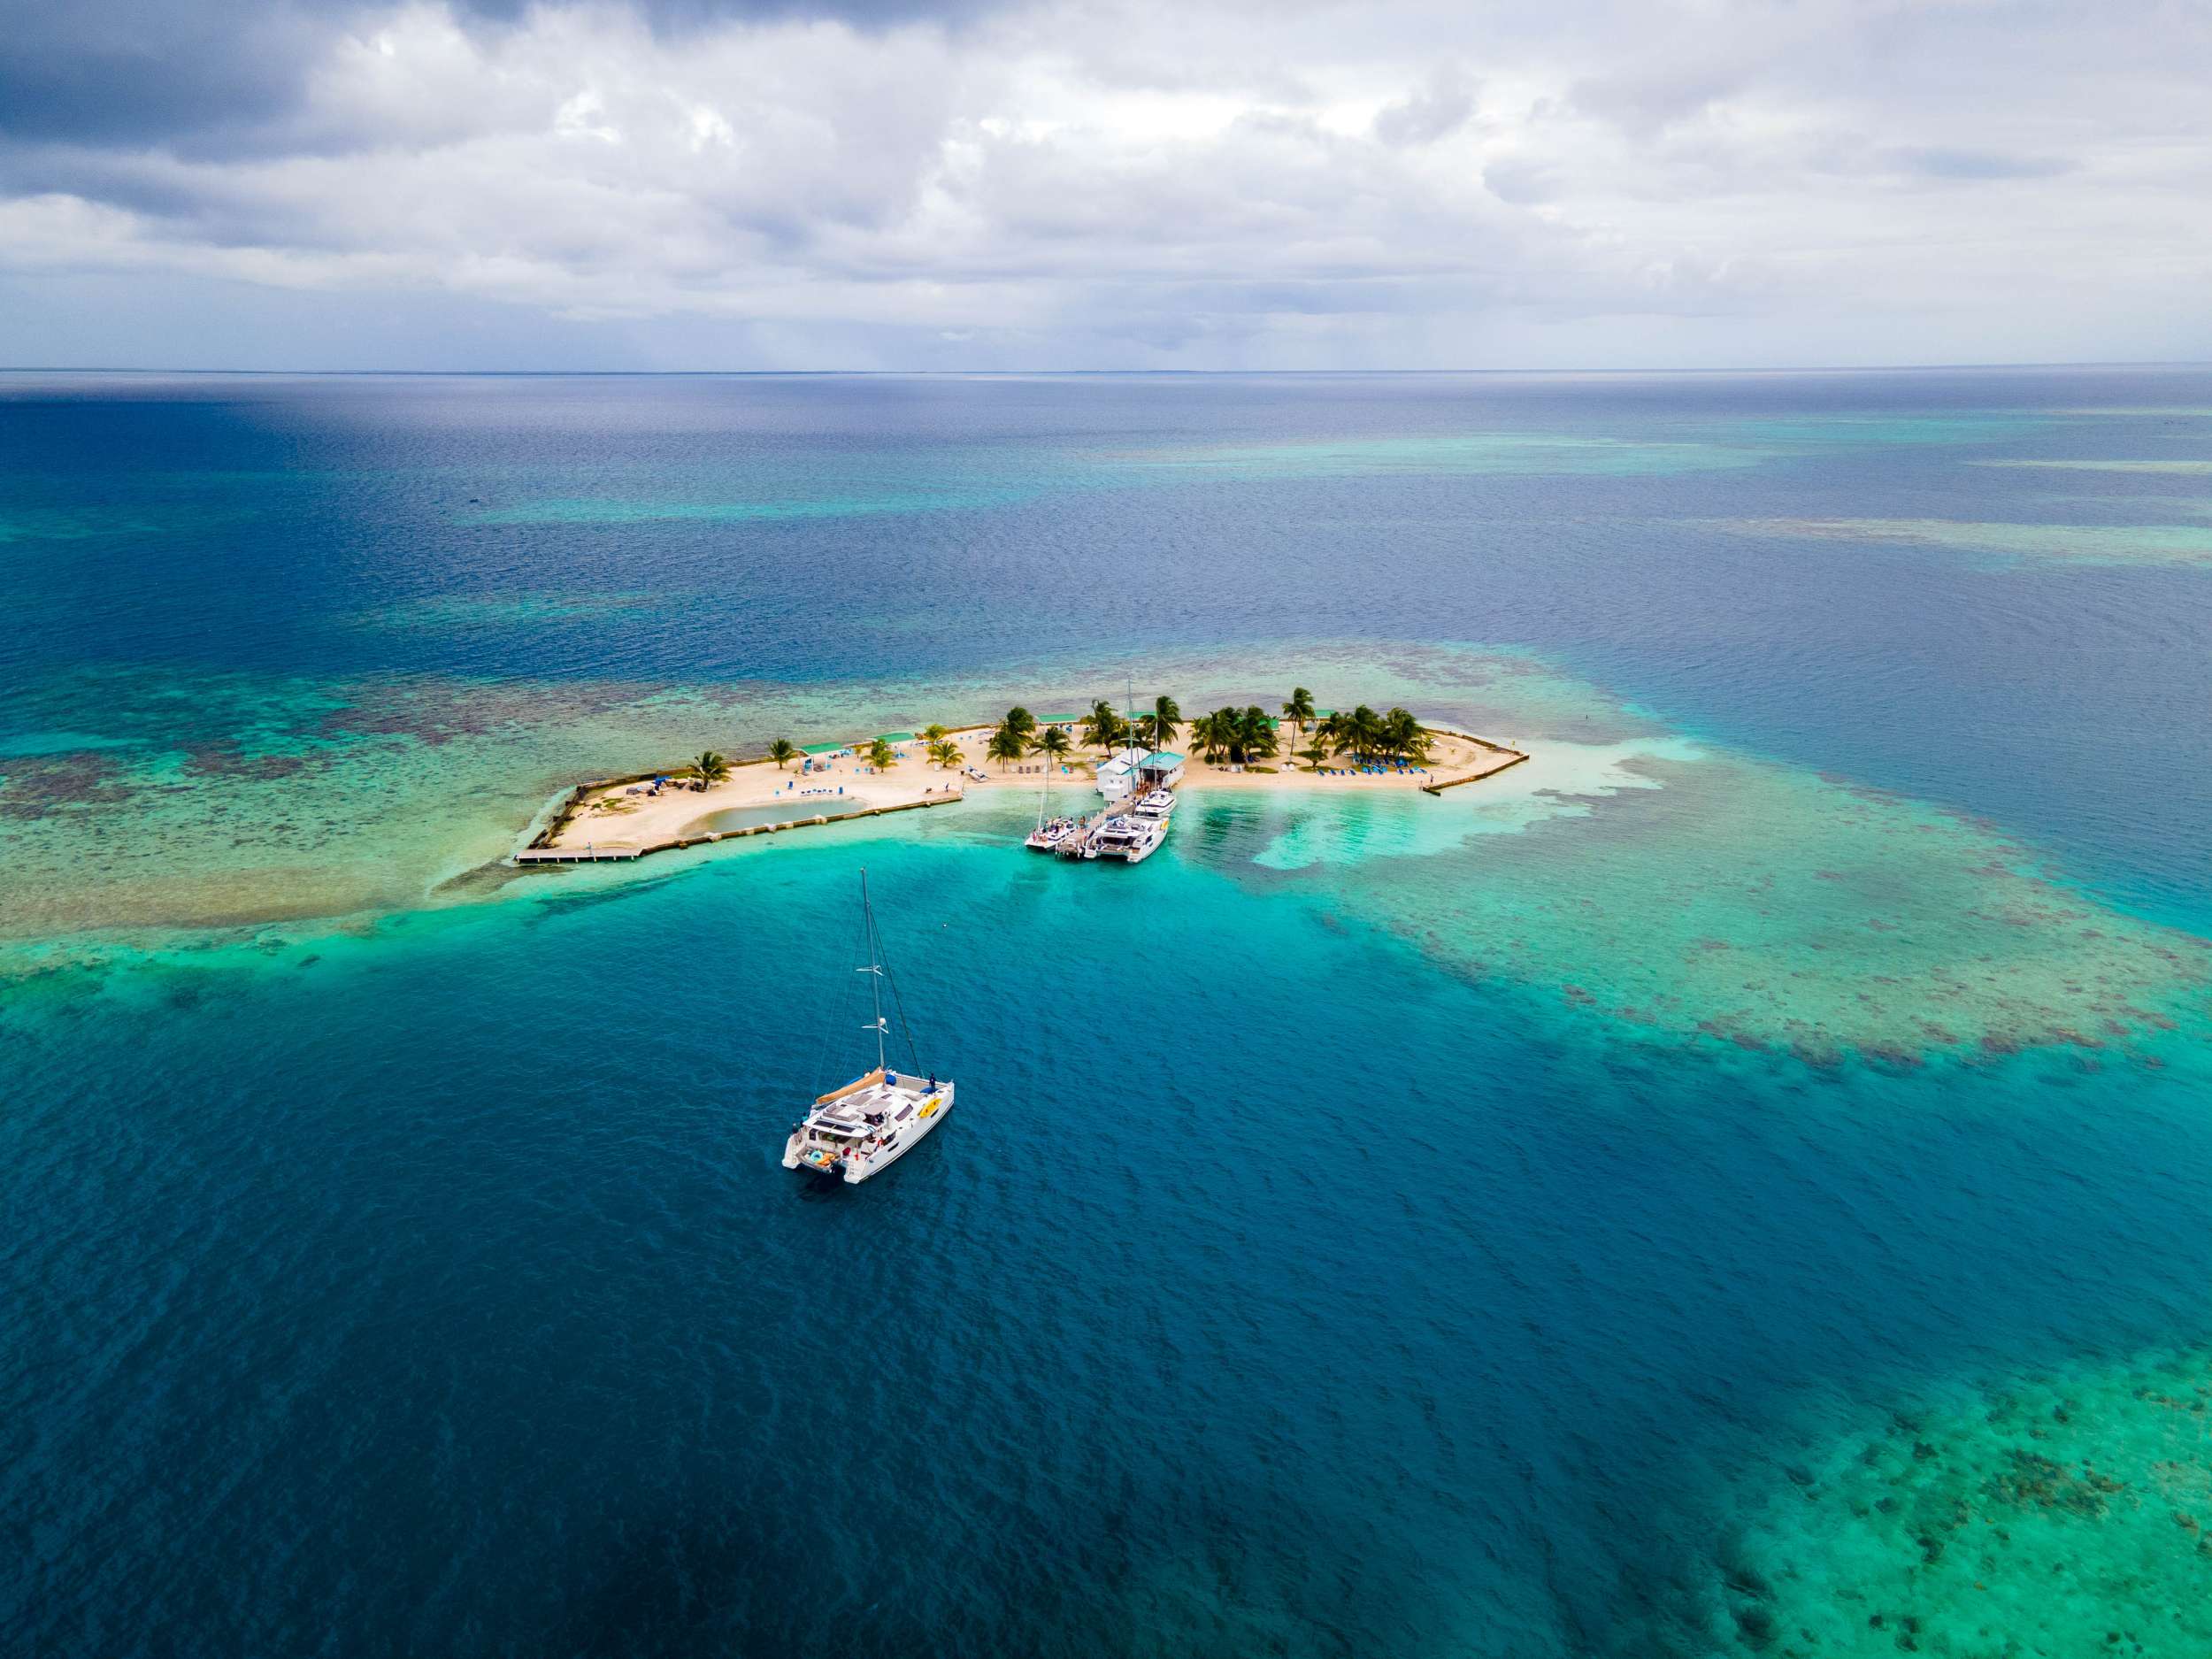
[4,370,2212,1655]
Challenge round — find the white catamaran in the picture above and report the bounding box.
[781,872,955,1185]
[1025,760,1079,851]
[1088,810,1168,863]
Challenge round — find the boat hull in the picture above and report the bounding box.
[845,1084,954,1182]
[1094,814,1167,863]
[782,1080,956,1184]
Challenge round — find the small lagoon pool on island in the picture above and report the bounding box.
[695,793,883,833]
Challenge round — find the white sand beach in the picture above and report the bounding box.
[538,720,1525,856]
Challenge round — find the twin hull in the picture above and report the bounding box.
[783,1080,956,1185]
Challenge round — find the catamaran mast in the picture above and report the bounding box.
[860,869,887,1074]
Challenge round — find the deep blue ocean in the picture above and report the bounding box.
[4,370,2211,1656]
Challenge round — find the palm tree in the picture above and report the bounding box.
[1382,707,1431,763]
[869,738,897,770]
[1151,695,1181,751]
[1003,706,1038,741]
[1337,705,1383,761]
[1190,706,1273,764]
[768,738,797,770]
[1281,687,1314,757]
[1240,706,1279,762]
[694,749,729,789]
[986,725,1026,771]
[927,739,962,770]
[1081,699,1123,757]
[923,723,949,744]
[1033,726,1072,765]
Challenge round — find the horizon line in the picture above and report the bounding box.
[4,359,2209,380]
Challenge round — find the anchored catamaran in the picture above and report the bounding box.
[782,872,955,1185]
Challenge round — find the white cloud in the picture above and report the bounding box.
[1,0,2208,367]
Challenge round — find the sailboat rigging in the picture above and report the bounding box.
[781,870,956,1185]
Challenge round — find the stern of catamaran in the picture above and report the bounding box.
[783,1068,956,1182]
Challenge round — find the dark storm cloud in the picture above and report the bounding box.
[0,2,342,147]
[0,0,989,150]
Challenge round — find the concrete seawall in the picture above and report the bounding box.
[1420,729,1532,795]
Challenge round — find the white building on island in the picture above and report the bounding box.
[1137,750,1186,788]
[1096,746,1146,800]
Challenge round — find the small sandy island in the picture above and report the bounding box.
[526,721,1525,862]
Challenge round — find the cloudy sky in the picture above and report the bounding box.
[2,0,2207,369]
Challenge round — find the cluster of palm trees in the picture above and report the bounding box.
[987,706,1077,772]
[743,687,1432,780]
[1187,706,1279,764]
[1056,687,1430,770]
[1310,704,1431,765]
[1081,695,1183,755]
[989,707,1035,768]
[1080,700,1125,753]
